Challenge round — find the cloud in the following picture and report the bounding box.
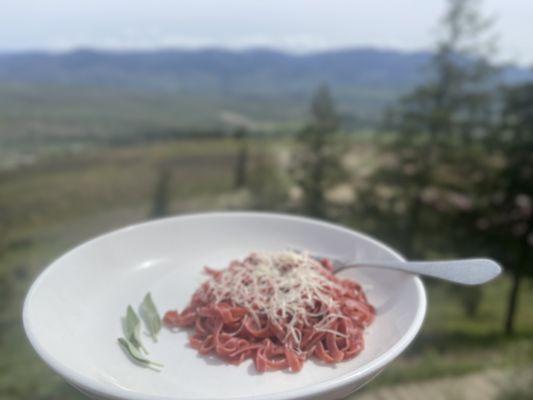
[42,31,345,53]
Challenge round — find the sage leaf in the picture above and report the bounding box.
[122,306,147,354]
[139,292,162,342]
[117,338,163,371]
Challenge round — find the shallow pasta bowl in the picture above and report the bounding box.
[23,212,426,400]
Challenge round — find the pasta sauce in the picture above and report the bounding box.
[164,251,374,372]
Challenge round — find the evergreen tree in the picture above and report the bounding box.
[500,85,533,335]
[466,83,533,335]
[150,167,171,218]
[233,128,248,189]
[356,0,498,259]
[293,85,344,218]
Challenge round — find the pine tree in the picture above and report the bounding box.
[233,128,248,189]
[357,0,498,259]
[150,167,171,218]
[468,83,533,335]
[293,85,344,218]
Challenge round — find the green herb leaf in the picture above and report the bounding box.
[139,292,162,342]
[122,306,148,354]
[117,338,163,371]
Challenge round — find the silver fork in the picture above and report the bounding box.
[304,251,502,286]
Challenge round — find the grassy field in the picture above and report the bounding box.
[0,139,239,237]
[0,84,390,169]
[373,278,533,387]
[1,138,532,399]
[0,138,246,399]
[0,84,305,159]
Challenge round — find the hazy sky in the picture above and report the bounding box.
[1,0,531,65]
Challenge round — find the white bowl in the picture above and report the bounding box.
[24,212,426,400]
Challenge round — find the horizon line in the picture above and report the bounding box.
[1,45,529,68]
[0,44,432,56]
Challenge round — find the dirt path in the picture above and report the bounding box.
[350,368,532,400]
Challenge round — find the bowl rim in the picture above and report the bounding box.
[23,211,427,400]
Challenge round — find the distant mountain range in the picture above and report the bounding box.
[1,47,531,90]
[0,48,436,91]
[0,48,532,128]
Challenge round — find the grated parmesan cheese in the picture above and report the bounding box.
[205,250,347,347]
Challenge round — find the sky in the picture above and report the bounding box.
[1,0,531,65]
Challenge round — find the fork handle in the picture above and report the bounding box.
[335,258,502,285]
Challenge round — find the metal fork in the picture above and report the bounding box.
[305,251,502,286]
